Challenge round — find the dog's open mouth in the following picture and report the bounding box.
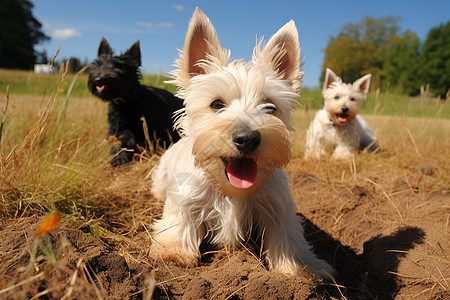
[337,113,349,123]
[96,85,106,92]
[222,157,257,189]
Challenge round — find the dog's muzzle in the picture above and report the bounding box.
[336,107,350,124]
[232,130,261,154]
[222,157,257,189]
[217,129,261,189]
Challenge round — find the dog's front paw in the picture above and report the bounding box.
[149,242,199,267]
[304,151,324,160]
[110,147,133,167]
[331,148,354,160]
[271,262,316,280]
[271,258,335,281]
[111,155,130,167]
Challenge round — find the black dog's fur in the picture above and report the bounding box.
[88,38,183,166]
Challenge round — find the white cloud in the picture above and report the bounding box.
[51,28,82,39]
[172,4,185,11]
[136,21,153,28]
[137,21,173,29]
[158,22,173,28]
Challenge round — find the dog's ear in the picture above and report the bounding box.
[323,68,339,92]
[125,40,142,66]
[176,7,229,87]
[98,37,112,57]
[257,20,302,92]
[353,74,371,96]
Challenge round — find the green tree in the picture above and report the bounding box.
[36,50,49,65]
[0,0,49,69]
[322,16,402,90]
[419,21,450,97]
[68,57,82,73]
[58,57,87,73]
[384,30,421,95]
[322,35,374,83]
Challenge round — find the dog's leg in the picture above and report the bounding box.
[150,153,169,200]
[150,207,204,266]
[257,171,335,280]
[304,126,320,159]
[305,130,327,159]
[332,144,354,160]
[107,102,138,166]
[110,129,136,166]
[150,141,205,266]
[332,126,356,160]
[304,112,329,159]
[356,115,379,152]
[212,199,247,249]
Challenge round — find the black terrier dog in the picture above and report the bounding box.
[88,38,183,166]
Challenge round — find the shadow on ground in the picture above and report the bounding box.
[301,214,425,299]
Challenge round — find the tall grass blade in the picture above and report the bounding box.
[0,86,10,144]
[56,65,90,127]
[387,250,450,263]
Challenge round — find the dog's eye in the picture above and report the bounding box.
[262,101,277,114]
[334,96,340,100]
[350,97,355,101]
[266,106,277,114]
[210,99,226,111]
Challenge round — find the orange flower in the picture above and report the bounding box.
[109,135,122,146]
[37,213,62,235]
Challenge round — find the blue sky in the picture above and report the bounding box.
[32,0,449,88]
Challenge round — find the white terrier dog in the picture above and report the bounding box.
[304,68,379,160]
[150,8,334,280]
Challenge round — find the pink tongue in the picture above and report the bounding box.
[96,85,105,92]
[338,114,348,122]
[226,158,257,189]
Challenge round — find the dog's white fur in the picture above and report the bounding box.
[304,68,378,160]
[150,7,334,280]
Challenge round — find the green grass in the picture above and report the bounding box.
[2,68,448,118]
[0,68,90,98]
[299,88,450,119]
[362,91,450,119]
[0,68,176,98]
[141,73,177,93]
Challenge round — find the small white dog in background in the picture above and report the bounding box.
[304,68,379,160]
[150,7,334,280]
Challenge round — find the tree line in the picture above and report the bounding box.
[322,16,449,97]
[0,0,88,74]
[0,1,448,96]
[0,0,48,70]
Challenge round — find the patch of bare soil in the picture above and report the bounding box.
[1,157,449,299]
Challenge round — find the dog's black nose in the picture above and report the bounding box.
[341,107,349,113]
[94,77,105,85]
[232,130,261,154]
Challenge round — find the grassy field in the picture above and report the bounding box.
[300,86,450,118]
[0,69,449,299]
[1,67,447,215]
[0,68,176,98]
